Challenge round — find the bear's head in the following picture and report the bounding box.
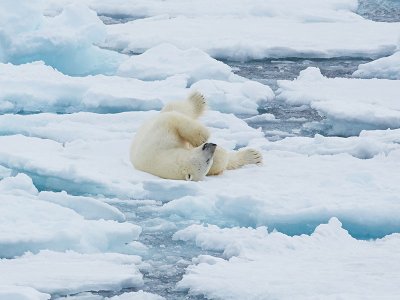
[183,143,216,181]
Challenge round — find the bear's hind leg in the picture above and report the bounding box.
[227,148,263,170]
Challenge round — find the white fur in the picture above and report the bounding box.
[130,91,262,181]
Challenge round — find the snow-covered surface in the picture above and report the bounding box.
[117,43,239,84]
[277,67,400,135]
[353,51,400,79]
[1,112,399,239]
[1,0,400,298]
[0,286,50,300]
[174,218,400,300]
[0,174,141,258]
[0,1,127,75]
[0,61,268,114]
[104,16,400,61]
[0,250,143,295]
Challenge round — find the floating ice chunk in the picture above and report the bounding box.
[192,79,274,114]
[117,44,238,84]
[108,291,165,300]
[0,173,38,196]
[353,51,400,80]
[277,67,400,135]
[0,62,189,114]
[176,219,400,299]
[56,291,165,300]
[244,113,277,123]
[0,2,127,75]
[0,285,50,300]
[0,250,143,295]
[104,16,400,60]
[0,174,141,258]
[89,0,359,21]
[0,61,272,114]
[38,191,126,222]
[257,129,400,159]
[160,148,400,238]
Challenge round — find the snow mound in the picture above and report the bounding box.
[117,43,239,84]
[277,67,400,135]
[192,79,274,114]
[0,173,141,258]
[175,218,400,299]
[0,2,126,75]
[353,51,400,80]
[0,286,50,300]
[0,250,143,295]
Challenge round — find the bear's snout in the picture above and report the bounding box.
[202,143,217,152]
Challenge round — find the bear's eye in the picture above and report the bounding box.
[185,174,192,181]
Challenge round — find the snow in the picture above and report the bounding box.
[1,0,400,298]
[104,16,400,61]
[174,218,400,299]
[55,291,164,300]
[0,286,50,300]
[1,111,399,239]
[0,174,141,258]
[0,61,268,114]
[0,250,143,295]
[276,67,400,135]
[0,2,127,75]
[353,51,400,80]
[87,0,359,20]
[117,43,239,84]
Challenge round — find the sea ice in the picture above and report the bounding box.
[86,0,359,21]
[0,61,269,114]
[0,2,126,75]
[0,286,50,300]
[0,173,141,258]
[276,67,400,135]
[353,51,400,80]
[117,43,240,84]
[0,250,143,295]
[175,218,400,299]
[1,111,399,238]
[104,16,400,60]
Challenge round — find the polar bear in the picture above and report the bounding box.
[130,91,262,181]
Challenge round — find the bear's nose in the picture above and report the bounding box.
[202,143,217,151]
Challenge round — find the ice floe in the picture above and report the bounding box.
[104,16,400,60]
[0,61,269,114]
[0,250,143,295]
[276,67,400,135]
[175,218,400,299]
[353,51,400,80]
[117,43,240,84]
[0,285,50,300]
[1,111,399,239]
[0,174,141,258]
[0,1,126,75]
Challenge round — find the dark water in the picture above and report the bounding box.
[226,57,371,140]
[357,0,400,22]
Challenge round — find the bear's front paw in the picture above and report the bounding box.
[191,127,210,147]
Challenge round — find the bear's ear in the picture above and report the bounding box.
[185,174,193,181]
